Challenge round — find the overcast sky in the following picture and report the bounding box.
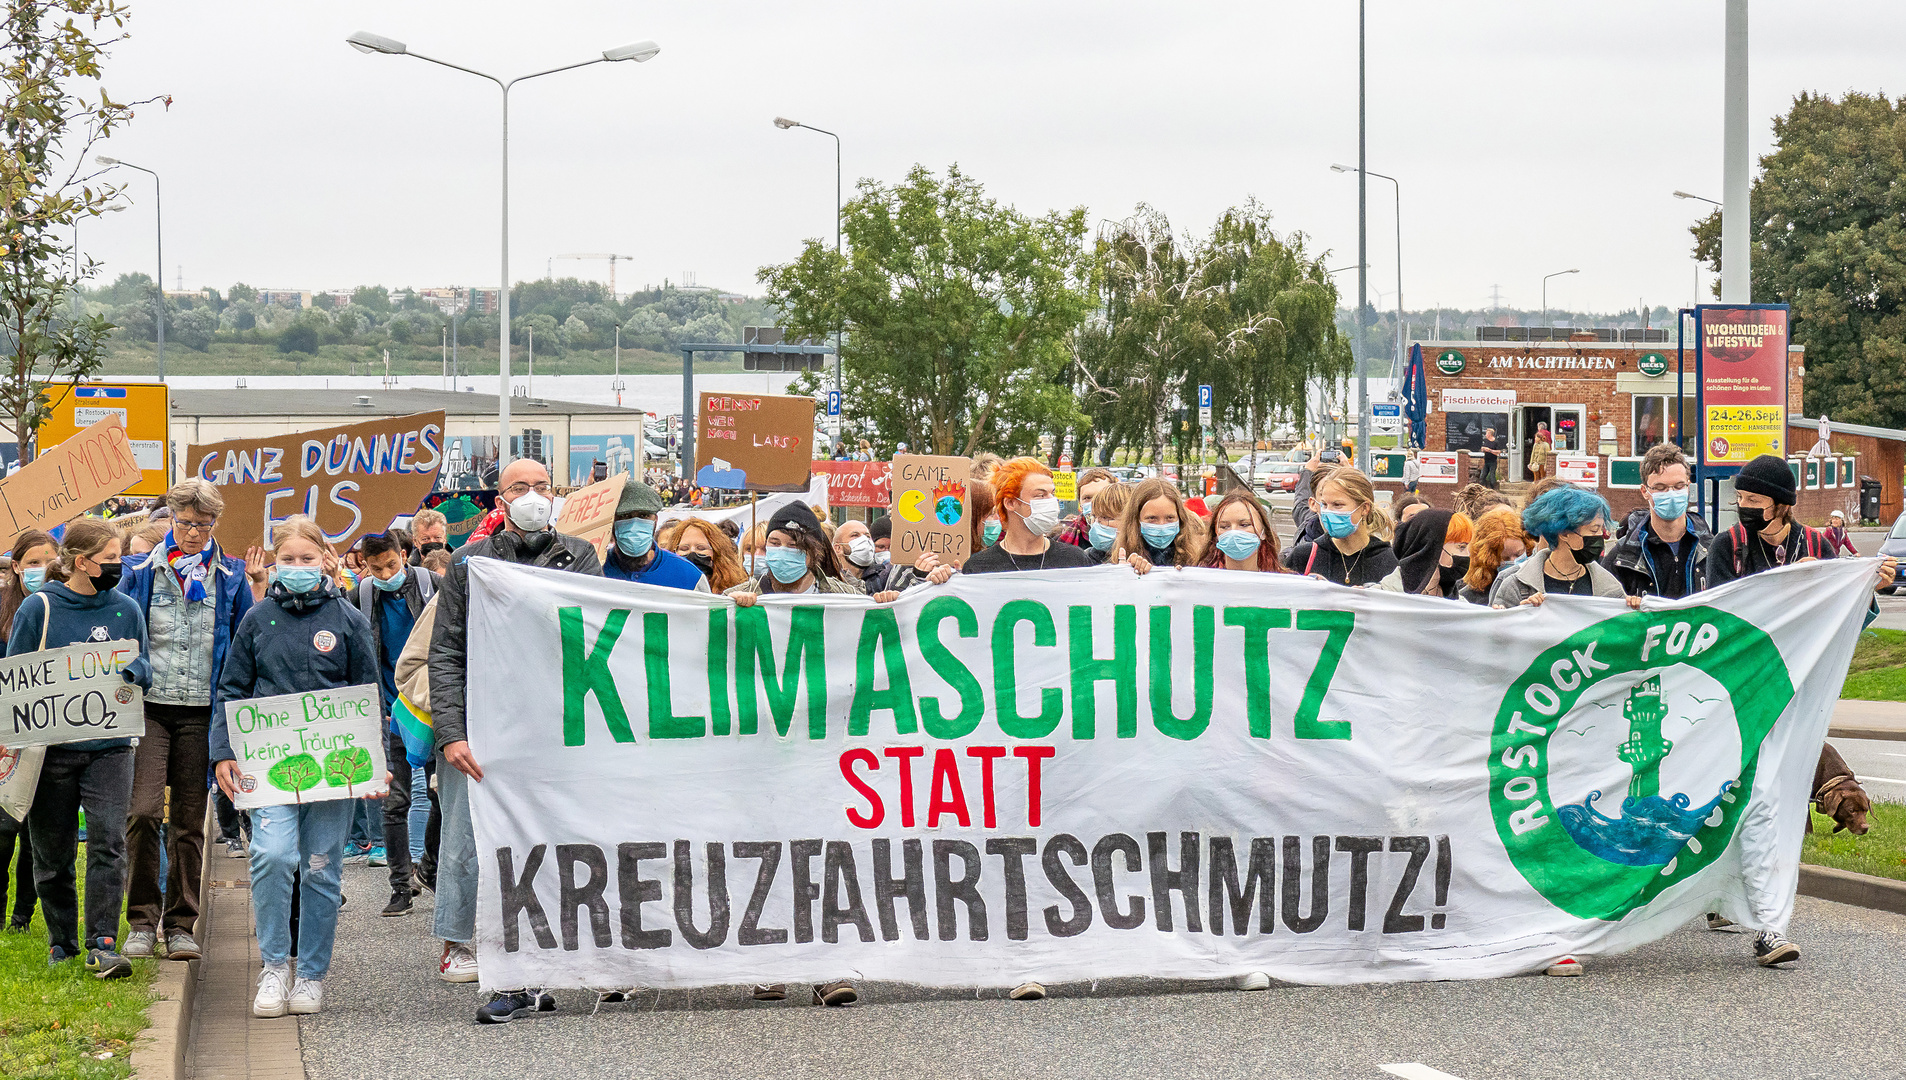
[74,0,1906,318]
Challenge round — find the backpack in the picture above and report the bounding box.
[1727,523,1823,577]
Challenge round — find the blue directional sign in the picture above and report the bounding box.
[1371,402,1402,418]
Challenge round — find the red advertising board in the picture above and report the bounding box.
[1697,305,1789,466]
[812,461,892,508]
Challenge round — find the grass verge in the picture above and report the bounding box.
[1803,803,1906,883]
[0,843,155,1080]
[1840,627,1906,701]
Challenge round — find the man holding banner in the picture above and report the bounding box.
[427,458,601,1019]
[118,479,255,963]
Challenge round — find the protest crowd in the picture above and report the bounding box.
[0,437,1892,1025]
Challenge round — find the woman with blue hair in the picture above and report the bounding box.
[1488,485,1635,607]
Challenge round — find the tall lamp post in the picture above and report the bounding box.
[1674,191,1721,304]
[774,116,842,450]
[94,156,163,379]
[347,31,660,454]
[1352,0,1369,472]
[1332,163,1401,387]
[1542,269,1579,334]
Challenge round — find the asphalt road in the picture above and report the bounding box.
[297,860,1906,1080]
[1829,737,1906,803]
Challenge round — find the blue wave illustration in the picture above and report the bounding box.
[1557,782,1736,867]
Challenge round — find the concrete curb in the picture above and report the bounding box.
[129,959,199,1080]
[1828,724,1906,742]
[1798,863,1906,917]
[130,799,218,1079]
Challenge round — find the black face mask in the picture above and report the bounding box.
[1736,505,1769,532]
[684,552,715,576]
[1571,535,1606,564]
[1447,554,1471,579]
[87,561,123,592]
[418,542,445,556]
[1437,562,1465,591]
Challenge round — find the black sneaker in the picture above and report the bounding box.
[381,889,413,918]
[1755,932,1800,967]
[476,988,556,1025]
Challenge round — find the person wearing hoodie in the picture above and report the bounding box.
[1283,467,1398,587]
[1604,442,1711,600]
[9,518,153,980]
[428,457,602,1022]
[1374,509,1473,597]
[1117,479,1206,575]
[213,516,379,1018]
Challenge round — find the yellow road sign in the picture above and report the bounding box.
[36,381,170,496]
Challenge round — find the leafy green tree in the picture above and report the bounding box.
[227,281,257,303]
[351,284,391,314]
[277,313,321,354]
[0,1,161,461]
[759,163,1094,456]
[172,306,216,350]
[1692,91,1906,426]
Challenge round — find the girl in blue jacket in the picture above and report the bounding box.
[212,517,379,1019]
[8,518,152,979]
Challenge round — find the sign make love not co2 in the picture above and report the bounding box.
[0,641,145,749]
[190,411,446,552]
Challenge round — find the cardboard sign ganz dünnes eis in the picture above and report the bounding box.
[189,412,446,551]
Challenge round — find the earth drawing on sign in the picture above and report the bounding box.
[933,480,966,526]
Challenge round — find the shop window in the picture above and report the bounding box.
[1633,396,1669,455]
[1445,412,1509,453]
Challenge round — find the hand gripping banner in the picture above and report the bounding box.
[463,557,1876,991]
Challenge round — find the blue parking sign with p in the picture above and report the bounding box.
[1198,385,1213,409]
[827,390,841,417]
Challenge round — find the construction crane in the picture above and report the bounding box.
[551,253,634,300]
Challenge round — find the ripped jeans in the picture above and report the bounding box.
[250,800,353,980]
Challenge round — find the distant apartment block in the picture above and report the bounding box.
[416,287,502,316]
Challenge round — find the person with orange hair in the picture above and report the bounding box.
[960,457,1090,575]
[1462,508,1530,605]
[1374,509,1473,598]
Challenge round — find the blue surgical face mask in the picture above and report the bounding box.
[371,569,407,592]
[1319,509,1358,539]
[274,566,325,594]
[1139,521,1181,550]
[1650,488,1689,522]
[763,545,811,585]
[614,517,655,558]
[1088,521,1119,553]
[1215,529,1263,561]
[982,520,1003,546]
[20,567,45,594]
[1078,501,1092,519]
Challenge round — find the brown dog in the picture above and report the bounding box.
[1810,743,1872,835]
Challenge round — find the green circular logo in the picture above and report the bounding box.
[1489,607,1793,921]
[1436,350,1466,375]
[1638,351,1669,377]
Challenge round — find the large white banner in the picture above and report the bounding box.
[464,557,1875,991]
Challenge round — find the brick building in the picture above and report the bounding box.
[1375,335,1905,527]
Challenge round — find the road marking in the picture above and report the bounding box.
[1380,1065,1470,1080]
[1857,775,1906,786]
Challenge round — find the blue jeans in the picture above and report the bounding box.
[348,798,383,849]
[251,800,352,980]
[407,769,430,863]
[432,758,477,944]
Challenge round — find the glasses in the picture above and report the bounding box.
[502,482,553,498]
[174,519,218,534]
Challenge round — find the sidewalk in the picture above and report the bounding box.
[1831,699,1906,741]
[184,852,306,1079]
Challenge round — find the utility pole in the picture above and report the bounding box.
[1721,0,1750,302]
[1354,0,1370,473]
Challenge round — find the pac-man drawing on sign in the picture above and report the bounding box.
[896,487,927,523]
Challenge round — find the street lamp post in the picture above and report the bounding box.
[1674,191,1722,305]
[95,156,163,379]
[1542,269,1579,335]
[1353,0,1369,473]
[348,31,660,454]
[1332,163,1401,387]
[775,116,842,450]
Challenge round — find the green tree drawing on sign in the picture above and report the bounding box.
[267,754,321,799]
[323,746,372,788]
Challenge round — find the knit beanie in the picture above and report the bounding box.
[1734,453,1796,505]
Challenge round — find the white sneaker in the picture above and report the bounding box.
[122,930,156,958]
[1238,971,1271,991]
[438,942,479,983]
[287,977,323,1015]
[253,964,292,1018]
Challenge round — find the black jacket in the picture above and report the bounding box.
[1706,520,1831,587]
[210,581,379,764]
[428,529,602,749]
[1605,507,1712,599]
[356,567,440,712]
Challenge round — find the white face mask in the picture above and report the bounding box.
[846,535,876,567]
[506,490,554,532]
[1017,496,1062,537]
[873,549,891,566]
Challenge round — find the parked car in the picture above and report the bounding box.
[1260,461,1306,494]
[1879,513,1906,594]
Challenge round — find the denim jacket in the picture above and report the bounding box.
[119,545,255,715]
